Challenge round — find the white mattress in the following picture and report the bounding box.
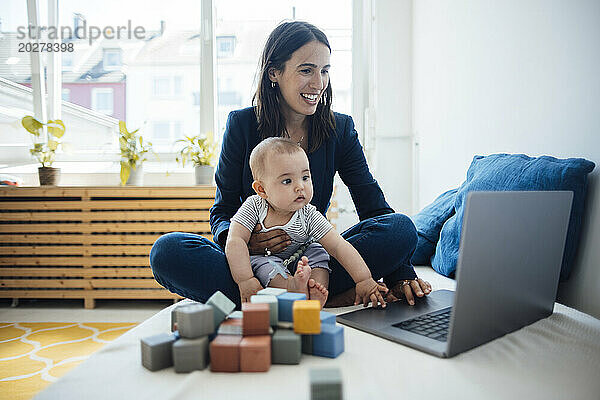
[35,267,600,400]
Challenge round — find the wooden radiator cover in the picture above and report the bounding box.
[0,186,215,308]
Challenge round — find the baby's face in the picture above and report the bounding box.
[259,151,313,213]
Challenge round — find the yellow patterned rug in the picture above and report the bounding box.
[0,322,137,400]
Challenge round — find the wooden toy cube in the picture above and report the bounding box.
[206,290,236,329]
[309,368,343,400]
[176,303,214,338]
[320,311,336,325]
[312,324,344,358]
[210,335,242,372]
[277,292,307,322]
[217,318,243,335]
[240,335,271,372]
[293,300,321,334]
[272,329,301,364]
[140,332,177,371]
[228,310,243,319]
[257,287,287,296]
[173,337,209,372]
[171,301,198,332]
[242,303,270,336]
[250,294,278,326]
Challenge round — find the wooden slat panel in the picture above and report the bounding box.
[0,234,212,244]
[0,245,153,256]
[0,222,210,233]
[0,186,215,198]
[0,267,154,277]
[0,199,214,210]
[0,257,149,266]
[0,279,162,289]
[0,210,210,221]
[0,289,181,299]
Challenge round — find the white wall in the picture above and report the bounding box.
[412,0,600,317]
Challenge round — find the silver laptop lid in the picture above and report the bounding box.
[447,191,573,357]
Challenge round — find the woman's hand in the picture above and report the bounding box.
[247,224,291,256]
[386,278,432,306]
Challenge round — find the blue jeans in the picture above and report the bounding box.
[149,213,418,307]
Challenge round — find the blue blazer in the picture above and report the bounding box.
[210,107,394,246]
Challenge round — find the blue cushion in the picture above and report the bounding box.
[411,188,458,265]
[432,154,595,281]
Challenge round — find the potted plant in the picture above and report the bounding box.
[175,134,217,185]
[21,115,66,186]
[119,121,153,186]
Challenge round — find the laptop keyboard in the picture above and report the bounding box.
[392,307,452,342]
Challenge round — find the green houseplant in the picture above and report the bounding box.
[21,115,66,186]
[175,134,217,185]
[119,121,153,186]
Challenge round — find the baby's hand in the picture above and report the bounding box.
[354,278,388,308]
[238,277,263,303]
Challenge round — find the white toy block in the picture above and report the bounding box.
[176,303,214,338]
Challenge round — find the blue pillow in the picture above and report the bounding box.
[411,188,458,265]
[432,154,595,281]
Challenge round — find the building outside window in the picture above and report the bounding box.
[216,36,236,58]
[91,88,114,115]
[103,49,122,70]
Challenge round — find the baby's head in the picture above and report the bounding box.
[249,137,313,212]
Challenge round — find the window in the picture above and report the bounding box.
[62,88,70,102]
[153,76,184,97]
[192,91,200,106]
[216,36,236,58]
[151,121,183,147]
[62,53,74,71]
[103,49,122,70]
[91,88,114,115]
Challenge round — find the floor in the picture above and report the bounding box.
[0,299,173,323]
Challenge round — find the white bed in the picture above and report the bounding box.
[35,266,600,400]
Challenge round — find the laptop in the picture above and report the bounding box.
[336,191,573,358]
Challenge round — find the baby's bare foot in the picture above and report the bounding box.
[308,278,329,309]
[287,256,310,299]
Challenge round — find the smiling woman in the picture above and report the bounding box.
[150,21,432,309]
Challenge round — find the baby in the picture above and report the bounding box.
[225,137,388,308]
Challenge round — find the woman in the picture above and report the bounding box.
[150,21,431,307]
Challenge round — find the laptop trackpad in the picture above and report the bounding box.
[336,289,455,328]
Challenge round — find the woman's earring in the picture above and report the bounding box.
[271,81,277,88]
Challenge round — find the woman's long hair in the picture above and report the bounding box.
[252,21,336,153]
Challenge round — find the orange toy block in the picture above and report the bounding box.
[242,303,270,336]
[293,300,321,334]
[239,335,271,372]
[210,335,242,372]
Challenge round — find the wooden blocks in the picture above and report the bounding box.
[293,300,321,334]
[176,303,214,338]
[257,287,287,296]
[209,335,242,372]
[242,303,270,336]
[272,329,301,365]
[240,336,271,372]
[173,337,209,372]
[312,324,344,358]
[277,292,307,322]
[217,318,243,336]
[140,332,177,371]
[250,294,278,326]
[309,368,343,400]
[206,291,236,329]
[320,311,336,325]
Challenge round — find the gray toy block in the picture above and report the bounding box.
[228,310,243,319]
[141,332,177,371]
[250,294,279,326]
[302,334,313,354]
[173,336,209,373]
[171,302,198,332]
[309,368,343,400]
[257,287,287,296]
[206,291,236,329]
[176,303,214,338]
[272,329,301,364]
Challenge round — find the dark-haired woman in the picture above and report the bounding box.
[150,21,431,307]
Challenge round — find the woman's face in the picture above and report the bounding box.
[270,40,331,121]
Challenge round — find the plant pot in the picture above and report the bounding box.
[126,165,144,186]
[195,165,214,185]
[38,167,60,186]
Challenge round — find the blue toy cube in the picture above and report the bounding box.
[277,292,306,322]
[320,311,336,325]
[312,324,344,358]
